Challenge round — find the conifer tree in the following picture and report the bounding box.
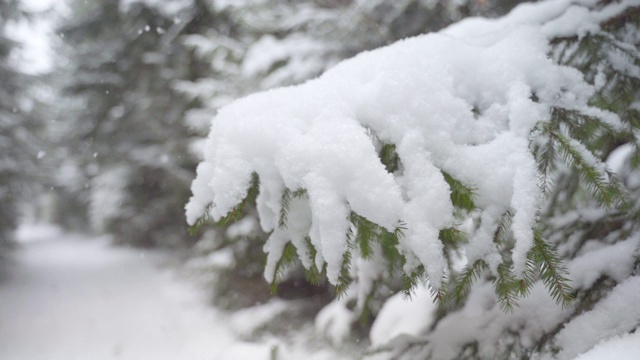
[0,0,42,252]
[187,0,640,357]
[54,0,205,246]
[182,0,527,309]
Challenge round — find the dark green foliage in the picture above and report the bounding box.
[439,227,468,273]
[442,172,477,213]
[552,128,627,208]
[529,230,574,307]
[188,173,260,235]
[303,237,324,286]
[278,188,292,230]
[187,205,212,236]
[188,5,638,356]
[270,242,298,294]
[334,241,355,297]
[217,173,261,226]
[277,187,307,230]
[448,260,488,305]
[379,143,400,173]
[52,0,213,247]
[353,215,375,259]
[439,228,468,250]
[494,263,521,312]
[0,0,43,249]
[350,212,387,260]
[401,265,426,298]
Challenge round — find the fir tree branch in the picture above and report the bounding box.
[187,203,213,236]
[528,230,574,307]
[442,171,477,213]
[379,143,400,173]
[439,227,468,251]
[494,263,520,312]
[269,242,298,294]
[449,259,487,304]
[334,233,354,297]
[401,265,425,298]
[552,130,626,208]
[536,136,557,193]
[278,187,291,229]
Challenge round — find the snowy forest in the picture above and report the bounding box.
[1,0,639,359]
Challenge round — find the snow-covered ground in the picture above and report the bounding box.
[0,224,350,360]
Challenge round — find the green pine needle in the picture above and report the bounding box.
[528,230,574,307]
[450,259,487,304]
[379,143,400,173]
[553,131,626,208]
[442,171,477,213]
[439,227,468,251]
[401,265,425,299]
[278,188,291,229]
[269,242,298,294]
[494,263,520,312]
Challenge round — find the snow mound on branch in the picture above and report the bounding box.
[573,331,640,360]
[414,233,638,359]
[186,0,609,287]
[552,275,640,360]
[369,284,436,347]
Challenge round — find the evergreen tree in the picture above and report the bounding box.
[53,0,205,246]
[182,0,527,311]
[0,0,42,253]
[187,0,640,357]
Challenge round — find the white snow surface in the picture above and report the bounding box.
[573,331,640,360]
[0,224,351,360]
[410,231,640,359]
[315,296,356,346]
[1,225,229,360]
[369,284,436,347]
[186,0,628,288]
[552,275,640,360]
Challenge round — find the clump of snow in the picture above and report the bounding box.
[186,0,622,290]
[315,296,356,346]
[606,143,635,174]
[229,299,291,338]
[406,279,574,359]
[369,284,436,347]
[568,235,639,289]
[390,229,640,359]
[606,143,640,189]
[573,331,640,360]
[200,248,235,270]
[552,276,640,360]
[226,217,260,239]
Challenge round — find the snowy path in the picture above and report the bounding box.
[0,225,245,360]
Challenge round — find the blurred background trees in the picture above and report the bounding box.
[15,0,619,353]
[4,0,637,357]
[0,0,45,254]
[29,0,525,298]
[49,0,203,246]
